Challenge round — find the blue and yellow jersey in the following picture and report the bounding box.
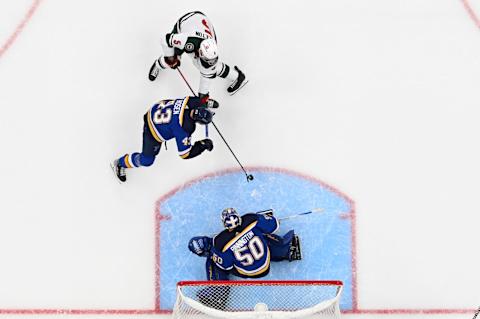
[146,97,195,158]
[211,213,279,277]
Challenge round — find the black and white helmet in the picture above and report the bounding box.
[221,208,241,230]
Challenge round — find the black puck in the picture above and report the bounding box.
[247,174,254,181]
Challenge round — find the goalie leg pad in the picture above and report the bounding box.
[266,230,295,261]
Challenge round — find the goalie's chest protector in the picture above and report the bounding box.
[214,214,271,277]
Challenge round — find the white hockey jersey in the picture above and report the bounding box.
[162,11,219,94]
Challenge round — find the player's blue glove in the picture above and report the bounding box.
[188,236,213,257]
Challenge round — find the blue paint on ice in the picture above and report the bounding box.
[158,169,354,310]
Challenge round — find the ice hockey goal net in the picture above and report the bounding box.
[172,280,343,319]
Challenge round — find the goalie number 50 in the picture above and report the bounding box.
[234,236,265,266]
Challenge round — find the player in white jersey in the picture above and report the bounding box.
[148,11,248,103]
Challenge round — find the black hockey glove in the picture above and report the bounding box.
[184,139,213,159]
[199,139,213,152]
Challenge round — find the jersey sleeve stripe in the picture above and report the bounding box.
[178,145,192,158]
[234,249,270,276]
[222,221,258,252]
[179,151,191,159]
[271,216,280,234]
[124,154,134,168]
[200,72,216,79]
[215,263,233,271]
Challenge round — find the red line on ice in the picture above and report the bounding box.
[153,166,356,312]
[462,0,480,29]
[0,0,42,59]
[0,167,475,315]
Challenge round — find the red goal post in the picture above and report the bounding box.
[173,280,343,318]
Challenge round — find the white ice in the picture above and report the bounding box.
[0,0,479,318]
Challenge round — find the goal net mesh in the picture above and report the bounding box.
[172,280,343,319]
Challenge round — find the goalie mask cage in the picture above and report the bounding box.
[172,280,343,319]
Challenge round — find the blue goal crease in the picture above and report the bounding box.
[157,169,354,310]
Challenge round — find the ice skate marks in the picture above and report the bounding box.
[156,168,355,311]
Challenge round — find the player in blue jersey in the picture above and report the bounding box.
[111,96,217,182]
[188,208,302,281]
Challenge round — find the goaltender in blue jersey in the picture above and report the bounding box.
[188,208,302,281]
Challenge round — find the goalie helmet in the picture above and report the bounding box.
[198,38,218,66]
[221,207,242,230]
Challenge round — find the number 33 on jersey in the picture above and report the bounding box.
[147,97,194,158]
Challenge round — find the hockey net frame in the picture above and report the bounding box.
[172,280,343,319]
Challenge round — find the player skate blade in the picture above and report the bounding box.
[229,79,249,96]
[110,162,124,184]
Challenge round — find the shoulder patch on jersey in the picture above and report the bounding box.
[185,43,195,52]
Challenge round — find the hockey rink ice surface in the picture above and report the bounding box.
[0,0,479,318]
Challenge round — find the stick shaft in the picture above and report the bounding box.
[176,68,208,137]
[177,68,196,96]
[211,121,248,176]
[278,208,324,221]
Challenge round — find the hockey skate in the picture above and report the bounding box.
[110,159,127,183]
[148,59,162,81]
[288,235,302,261]
[227,66,248,95]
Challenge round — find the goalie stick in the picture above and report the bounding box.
[257,208,324,221]
[207,208,324,236]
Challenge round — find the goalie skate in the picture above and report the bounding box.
[289,234,302,261]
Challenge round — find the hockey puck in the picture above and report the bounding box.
[247,174,254,181]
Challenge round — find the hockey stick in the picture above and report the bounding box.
[207,208,324,236]
[176,68,208,137]
[211,121,254,182]
[177,68,196,96]
[277,208,324,221]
